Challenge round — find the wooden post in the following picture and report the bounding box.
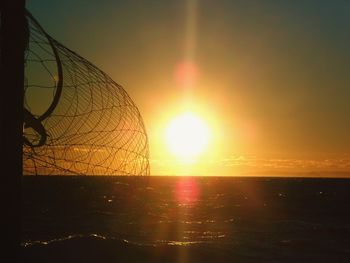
[0,0,26,261]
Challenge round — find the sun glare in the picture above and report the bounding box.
[165,112,210,159]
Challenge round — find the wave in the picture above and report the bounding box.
[22,234,154,248]
[21,232,349,263]
[21,234,237,263]
[22,233,217,248]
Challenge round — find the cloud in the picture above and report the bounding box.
[216,155,350,175]
[149,154,350,176]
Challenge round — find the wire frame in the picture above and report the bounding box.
[23,11,149,176]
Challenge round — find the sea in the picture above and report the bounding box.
[21,176,350,262]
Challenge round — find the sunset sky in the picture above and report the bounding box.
[27,0,350,176]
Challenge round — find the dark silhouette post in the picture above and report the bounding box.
[0,0,26,261]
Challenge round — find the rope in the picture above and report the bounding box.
[23,11,149,176]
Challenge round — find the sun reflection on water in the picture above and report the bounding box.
[175,177,200,205]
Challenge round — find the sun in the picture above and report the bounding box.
[165,112,210,159]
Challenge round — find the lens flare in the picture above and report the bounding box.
[175,177,200,204]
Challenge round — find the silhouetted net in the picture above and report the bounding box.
[23,11,149,175]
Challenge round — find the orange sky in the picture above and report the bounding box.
[28,0,350,176]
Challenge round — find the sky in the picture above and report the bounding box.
[27,0,350,176]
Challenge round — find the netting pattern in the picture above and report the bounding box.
[23,11,149,175]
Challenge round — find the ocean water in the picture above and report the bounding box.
[22,176,350,262]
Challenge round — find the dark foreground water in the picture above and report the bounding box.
[22,176,350,262]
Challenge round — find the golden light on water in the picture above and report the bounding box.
[165,112,211,161]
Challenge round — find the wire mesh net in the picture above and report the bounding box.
[23,11,150,176]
